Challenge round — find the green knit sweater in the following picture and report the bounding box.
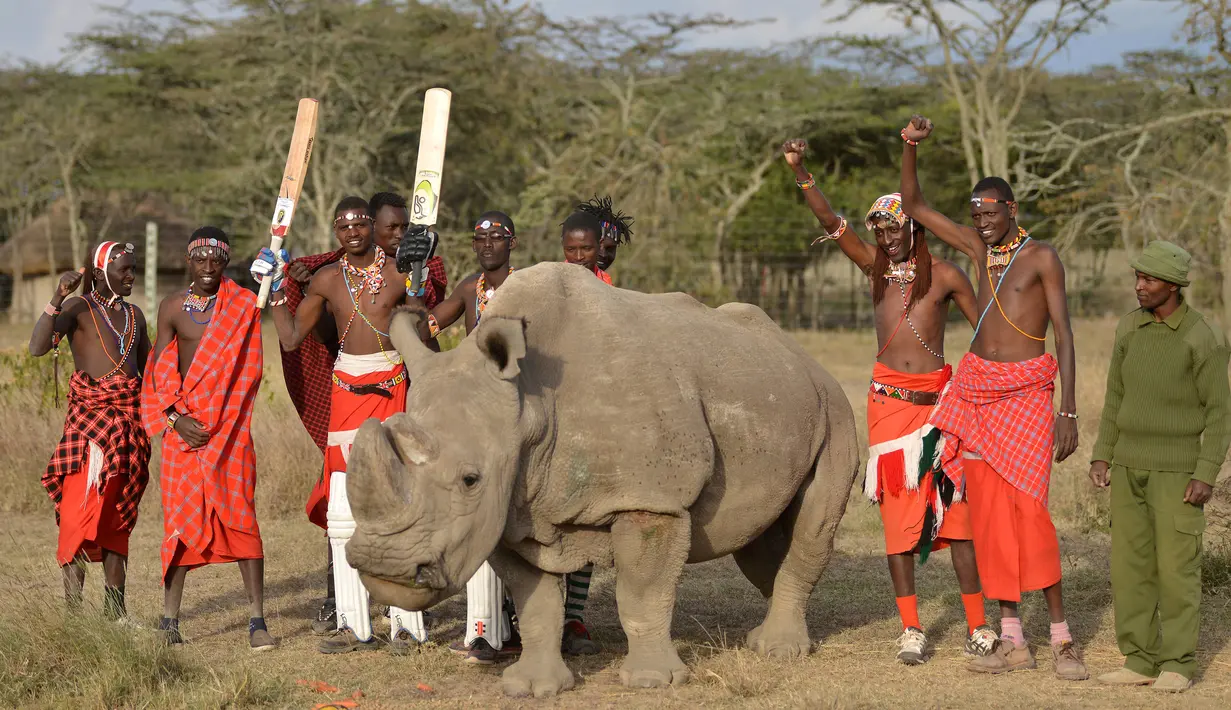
[1092,302,1231,485]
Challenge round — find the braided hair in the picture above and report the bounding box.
[575,195,634,245]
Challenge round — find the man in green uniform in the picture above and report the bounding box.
[1089,240,1230,693]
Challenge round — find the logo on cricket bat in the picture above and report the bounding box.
[412,173,439,223]
[270,197,295,237]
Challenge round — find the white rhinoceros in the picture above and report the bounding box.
[344,262,859,697]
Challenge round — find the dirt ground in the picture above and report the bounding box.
[3,320,1231,708]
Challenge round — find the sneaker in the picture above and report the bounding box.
[967,638,1036,674]
[501,627,523,657]
[964,625,998,658]
[1052,641,1089,681]
[1151,671,1193,693]
[249,619,278,652]
[448,637,498,665]
[896,627,927,666]
[561,619,599,656]
[311,598,336,635]
[1097,668,1156,686]
[159,618,185,647]
[388,628,420,656]
[318,627,381,654]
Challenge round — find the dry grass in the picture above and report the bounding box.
[2,320,1231,708]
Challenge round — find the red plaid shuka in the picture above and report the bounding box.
[141,277,264,579]
[280,250,447,451]
[929,352,1058,505]
[42,370,151,531]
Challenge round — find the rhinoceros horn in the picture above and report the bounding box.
[390,309,431,369]
[348,414,437,527]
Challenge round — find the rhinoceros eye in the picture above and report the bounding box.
[462,472,481,489]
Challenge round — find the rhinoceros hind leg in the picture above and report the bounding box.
[489,550,576,697]
[733,520,789,598]
[612,511,692,689]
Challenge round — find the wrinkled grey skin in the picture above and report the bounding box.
[345,262,860,697]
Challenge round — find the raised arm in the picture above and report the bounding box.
[941,260,979,328]
[29,270,85,356]
[782,139,877,273]
[899,116,983,262]
[1040,246,1078,462]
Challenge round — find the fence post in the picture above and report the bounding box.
[145,221,158,313]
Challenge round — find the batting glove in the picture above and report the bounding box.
[395,224,438,274]
[250,247,289,292]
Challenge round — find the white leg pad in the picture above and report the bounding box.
[327,471,372,642]
[465,561,505,650]
[390,606,427,642]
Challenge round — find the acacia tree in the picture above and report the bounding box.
[825,0,1113,195]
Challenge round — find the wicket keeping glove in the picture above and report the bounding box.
[395,224,438,274]
[250,247,289,292]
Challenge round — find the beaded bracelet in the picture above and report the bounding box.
[167,411,181,431]
[268,294,288,307]
[900,129,919,147]
[1057,411,1079,419]
[44,302,61,317]
[811,217,848,245]
[796,173,816,190]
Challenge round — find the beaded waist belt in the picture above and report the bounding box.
[332,369,407,394]
[869,379,941,406]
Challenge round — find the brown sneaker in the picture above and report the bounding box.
[1051,641,1088,680]
[967,638,1036,674]
[1097,668,1156,686]
[318,627,381,654]
[1151,671,1193,693]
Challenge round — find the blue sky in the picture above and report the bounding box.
[0,0,1186,72]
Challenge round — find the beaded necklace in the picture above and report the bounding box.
[474,267,515,328]
[342,249,386,304]
[85,291,136,377]
[183,283,217,313]
[986,226,1028,270]
[338,266,397,366]
[884,257,917,284]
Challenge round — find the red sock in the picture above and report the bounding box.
[961,592,986,633]
[896,595,921,631]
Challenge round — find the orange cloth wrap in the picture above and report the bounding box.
[964,457,1062,602]
[56,465,130,565]
[866,363,971,556]
[305,354,409,529]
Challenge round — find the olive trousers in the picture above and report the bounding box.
[1110,465,1205,679]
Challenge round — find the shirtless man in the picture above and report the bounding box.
[254,195,433,654]
[900,115,1086,680]
[142,228,273,650]
[782,138,992,665]
[31,242,151,620]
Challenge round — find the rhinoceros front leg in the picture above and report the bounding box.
[611,511,691,688]
[488,548,575,698]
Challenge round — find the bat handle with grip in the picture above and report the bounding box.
[256,235,285,308]
[409,260,424,295]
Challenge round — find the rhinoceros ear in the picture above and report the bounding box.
[476,317,526,381]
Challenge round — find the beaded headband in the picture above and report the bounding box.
[474,219,513,237]
[93,241,134,270]
[187,237,230,258]
[334,211,373,226]
[971,196,1015,207]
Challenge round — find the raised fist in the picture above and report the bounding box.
[54,268,85,301]
[902,115,934,144]
[782,138,808,167]
[395,224,439,274]
[250,247,288,292]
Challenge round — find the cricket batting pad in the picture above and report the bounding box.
[327,471,373,642]
[390,606,427,643]
[465,561,506,649]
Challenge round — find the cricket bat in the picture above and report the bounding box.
[407,88,452,294]
[257,98,319,308]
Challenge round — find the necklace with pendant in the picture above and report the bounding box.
[986,226,1028,270]
[342,250,386,304]
[884,258,917,284]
